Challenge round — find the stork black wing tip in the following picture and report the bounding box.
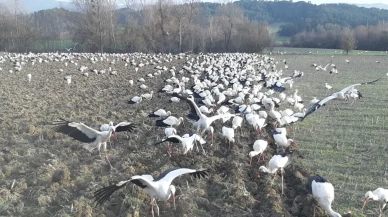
[92,182,127,206]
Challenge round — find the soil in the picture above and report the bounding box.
[0,52,353,217]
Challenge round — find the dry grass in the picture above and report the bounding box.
[0,52,386,217]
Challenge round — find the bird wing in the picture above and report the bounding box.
[153,168,210,185]
[208,113,236,123]
[114,122,136,133]
[302,95,337,120]
[153,135,182,145]
[93,175,155,206]
[52,119,99,143]
[338,78,381,95]
[173,93,202,121]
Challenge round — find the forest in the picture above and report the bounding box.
[0,0,388,53]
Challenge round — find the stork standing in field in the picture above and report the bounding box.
[65,75,71,86]
[249,139,268,164]
[362,188,388,217]
[222,126,235,148]
[272,128,297,151]
[52,119,136,169]
[258,151,293,195]
[306,175,342,217]
[325,83,332,94]
[93,168,209,217]
[303,78,381,120]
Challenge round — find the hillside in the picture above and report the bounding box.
[33,1,388,38]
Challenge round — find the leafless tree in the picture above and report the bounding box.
[340,27,357,54]
[215,3,244,52]
[72,0,118,53]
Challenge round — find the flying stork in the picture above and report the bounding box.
[93,168,209,217]
[303,78,381,120]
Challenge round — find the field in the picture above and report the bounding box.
[0,51,387,217]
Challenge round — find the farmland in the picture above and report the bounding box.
[0,51,387,217]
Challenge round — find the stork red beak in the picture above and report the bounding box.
[292,142,297,147]
[113,131,118,140]
[362,198,369,210]
[249,157,253,165]
[172,194,176,210]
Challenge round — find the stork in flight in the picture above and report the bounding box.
[303,78,381,120]
[52,119,136,168]
[175,94,236,137]
[93,168,209,217]
[100,121,137,141]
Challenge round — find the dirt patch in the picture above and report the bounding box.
[0,53,352,217]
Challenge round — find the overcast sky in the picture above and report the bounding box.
[296,0,385,4]
[0,0,387,12]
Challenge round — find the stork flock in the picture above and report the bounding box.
[1,52,386,217]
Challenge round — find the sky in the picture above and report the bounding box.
[0,0,387,12]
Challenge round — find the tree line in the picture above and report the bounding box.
[0,0,272,53]
[232,0,388,37]
[1,0,388,53]
[289,23,388,52]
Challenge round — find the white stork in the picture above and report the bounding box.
[362,188,388,217]
[129,95,142,104]
[303,78,381,120]
[222,126,235,148]
[272,128,296,150]
[176,94,236,136]
[100,121,137,140]
[249,139,268,165]
[52,119,136,168]
[149,109,171,118]
[307,175,342,217]
[154,133,206,154]
[258,151,293,195]
[93,168,209,217]
[155,116,184,127]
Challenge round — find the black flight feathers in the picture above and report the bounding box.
[51,118,96,143]
[93,182,127,206]
[92,168,209,206]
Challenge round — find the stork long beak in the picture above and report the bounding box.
[362,198,369,210]
[249,157,253,165]
[113,131,118,140]
[172,194,176,210]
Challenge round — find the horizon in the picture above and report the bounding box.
[0,0,387,12]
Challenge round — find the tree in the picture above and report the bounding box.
[340,27,357,54]
[72,0,117,53]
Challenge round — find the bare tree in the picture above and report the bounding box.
[340,27,357,54]
[72,0,117,53]
[215,3,243,52]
